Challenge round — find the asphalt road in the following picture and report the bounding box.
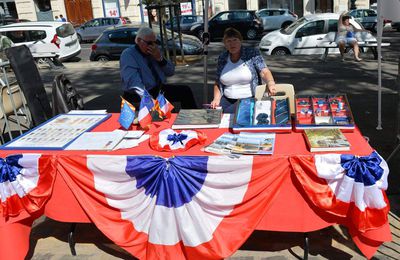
[69,29,400,62]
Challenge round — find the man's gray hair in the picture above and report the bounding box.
[135,26,155,43]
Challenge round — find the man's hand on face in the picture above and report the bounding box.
[146,42,162,61]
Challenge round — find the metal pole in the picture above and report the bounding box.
[168,4,176,64]
[376,0,383,130]
[203,0,209,104]
[174,4,185,63]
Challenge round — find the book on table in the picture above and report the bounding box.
[172,109,222,129]
[304,128,350,152]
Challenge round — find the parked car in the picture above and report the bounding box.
[189,10,263,40]
[76,17,131,43]
[259,13,377,56]
[256,8,297,31]
[347,9,377,32]
[0,21,81,61]
[89,24,203,61]
[392,21,400,31]
[165,15,203,34]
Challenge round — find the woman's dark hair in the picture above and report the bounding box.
[342,15,351,22]
[223,28,243,41]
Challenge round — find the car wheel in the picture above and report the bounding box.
[96,55,110,62]
[77,34,82,43]
[271,47,290,56]
[197,29,204,40]
[246,28,257,40]
[281,21,292,29]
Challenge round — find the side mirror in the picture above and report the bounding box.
[295,31,304,38]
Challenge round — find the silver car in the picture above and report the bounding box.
[256,8,297,31]
[76,17,131,42]
[347,9,377,32]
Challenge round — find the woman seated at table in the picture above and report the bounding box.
[337,12,365,62]
[210,28,276,113]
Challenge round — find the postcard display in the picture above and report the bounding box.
[294,94,355,131]
[2,114,110,150]
[232,97,291,132]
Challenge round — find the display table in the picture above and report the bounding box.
[0,114,391,259]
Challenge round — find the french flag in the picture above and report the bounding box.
[0,154,55,217]
[138,90,154,129]
[57,155,287,259]
[291,151,390,233]
[156,92,174,118]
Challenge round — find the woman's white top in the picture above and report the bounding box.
[219,56,253,99]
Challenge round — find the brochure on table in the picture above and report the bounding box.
[1,114,111,150]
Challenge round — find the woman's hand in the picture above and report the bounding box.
[267,81,276,95]
[210,98,221,109]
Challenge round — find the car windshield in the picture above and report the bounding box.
[56,23,75,38]
[281,17,307,34]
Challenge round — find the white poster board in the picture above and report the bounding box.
[180,2,193,15]
[105,2,120,17]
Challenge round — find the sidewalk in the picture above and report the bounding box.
[32,43,400,259]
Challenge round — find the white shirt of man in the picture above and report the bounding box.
[220,56,252,99]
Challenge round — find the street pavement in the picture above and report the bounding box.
[26,30,400,259]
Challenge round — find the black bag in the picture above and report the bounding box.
[52,74,84,115]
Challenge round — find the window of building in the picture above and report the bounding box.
[34,0,52,12]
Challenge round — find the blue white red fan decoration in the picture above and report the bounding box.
[149,129,207,152]
[0,154,55,217]
[290,151,390,232]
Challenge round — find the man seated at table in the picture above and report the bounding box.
[120,26,196,111]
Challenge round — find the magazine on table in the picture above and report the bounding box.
[204,132,276,155]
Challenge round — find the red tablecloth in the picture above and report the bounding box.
[0,114,391,259]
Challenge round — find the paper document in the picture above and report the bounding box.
[113,134,150,150]
[65,131,126,150]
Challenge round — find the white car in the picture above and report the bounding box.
[259,13,377,56]
[256,8,297,31]
[0,21,81,61]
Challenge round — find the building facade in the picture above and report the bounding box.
[13,0,371,25]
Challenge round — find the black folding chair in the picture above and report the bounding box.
[5,45,52,126]
[52,73,84,115]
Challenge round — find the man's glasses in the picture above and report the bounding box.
[139,38,159,45]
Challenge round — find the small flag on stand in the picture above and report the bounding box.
[156,92,174,118]
[118,97,136,130]
[138,89,154,129]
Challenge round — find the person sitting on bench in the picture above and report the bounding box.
[336,12,366,62]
